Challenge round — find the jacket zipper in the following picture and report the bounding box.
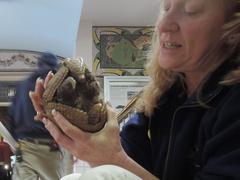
[161,93,220,180]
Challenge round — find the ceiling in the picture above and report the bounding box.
[81,0,161,26]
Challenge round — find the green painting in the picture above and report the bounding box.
[92,27,154,76]
[100,33,151,69]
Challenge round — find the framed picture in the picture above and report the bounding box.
[93,26,154,76]
[104,76,149,127]
[100,34,151,69]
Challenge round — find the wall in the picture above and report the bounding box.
[75,20,93,71]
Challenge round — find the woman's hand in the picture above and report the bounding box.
[29,72,158,179]
[29,71,124,166]
[29,71,54,120]
[42,105,123,166]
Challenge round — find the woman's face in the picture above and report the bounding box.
[158,0,227,74]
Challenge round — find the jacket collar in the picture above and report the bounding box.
[157,53,240,107]
[195,53,239,104]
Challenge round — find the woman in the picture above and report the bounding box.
[30,0,240,179]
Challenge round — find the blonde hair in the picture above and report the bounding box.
[137,0,240,117]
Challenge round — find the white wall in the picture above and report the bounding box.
[75,20,93,71]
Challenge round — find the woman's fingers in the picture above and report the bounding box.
[29,76,46,119]
[29,91,43,113]
[42,117,74,151]
[44,71,54,89]
[34,111,46,121]
[91,105,119,138]
[51,110,89,141]
[106,105,118,127]
[105,106,120,136]
[35,77,45,96]
[106,101,112,107]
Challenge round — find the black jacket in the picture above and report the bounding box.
[121,61,240,179]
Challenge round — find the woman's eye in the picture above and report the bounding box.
[184,10,198,15]
[184,5,203,16]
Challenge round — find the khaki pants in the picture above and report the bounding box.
[12,140,69,180]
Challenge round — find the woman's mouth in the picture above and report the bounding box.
[163,42,182,49]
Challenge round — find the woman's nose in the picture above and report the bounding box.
[158,13,179,33]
